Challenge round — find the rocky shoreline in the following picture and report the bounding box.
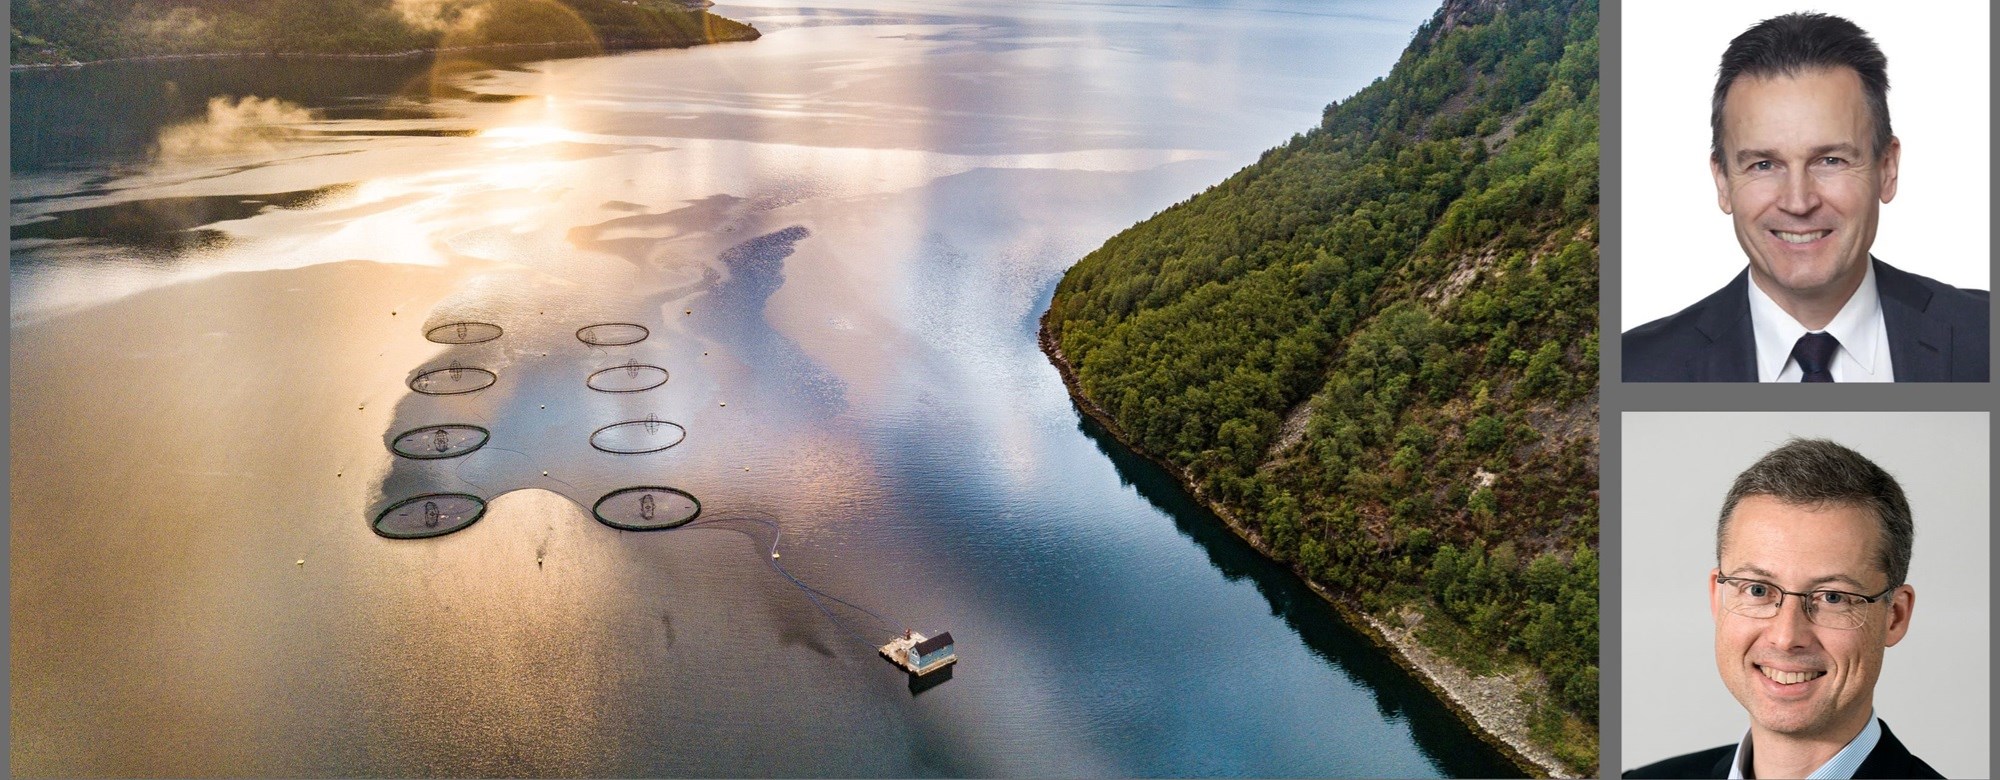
[1037,310,1573,779]
[1356,605,1578,778]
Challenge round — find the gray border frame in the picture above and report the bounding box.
[1600,2,1621,772]
[1602,2,2000,775]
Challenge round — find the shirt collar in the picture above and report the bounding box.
[1728,711,1882,779]
[1745,260,1884,380]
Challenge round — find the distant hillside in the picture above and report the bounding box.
[1043,0,1598,772]
[11,0,757,66]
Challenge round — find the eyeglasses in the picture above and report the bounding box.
[1715,575,1896,630]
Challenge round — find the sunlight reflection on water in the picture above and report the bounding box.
[7,0,1523,775]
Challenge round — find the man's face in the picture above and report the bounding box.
[1711,495,1913,741]
[1711,67,1900,303]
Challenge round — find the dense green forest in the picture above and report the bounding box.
[1044,0,1598,772]
[11,0,757,66]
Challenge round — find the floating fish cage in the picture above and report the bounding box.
[880,631,956,677]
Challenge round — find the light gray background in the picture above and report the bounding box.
[1620,412,1989,777]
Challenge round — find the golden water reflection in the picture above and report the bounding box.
[10,0,1495,774]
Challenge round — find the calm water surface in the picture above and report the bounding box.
[10,1,1522,775]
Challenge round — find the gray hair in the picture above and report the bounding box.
[1716,438,1913,588]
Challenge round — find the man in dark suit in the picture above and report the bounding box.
[1623,439,1942,779]
[1625,257,1989,382]
[1626,719,1939,779]
[1621,12,1990,382]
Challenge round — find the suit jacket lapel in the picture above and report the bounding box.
[1711,746,1736,779]
[1875,258,1952,381]
[1854,719,1917,779]
[1688,270,1759,382]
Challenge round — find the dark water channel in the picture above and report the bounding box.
[9,1,1521,775]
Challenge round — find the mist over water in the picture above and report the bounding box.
[10,1,1523,775]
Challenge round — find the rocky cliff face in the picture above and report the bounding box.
[1433,0,1508,39]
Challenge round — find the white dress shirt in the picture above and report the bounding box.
[1727,712,1882,779]
[1747,262,1894,382]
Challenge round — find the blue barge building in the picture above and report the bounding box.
[880,630,956,676]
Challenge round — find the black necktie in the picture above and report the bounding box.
[1791,332,1840,382]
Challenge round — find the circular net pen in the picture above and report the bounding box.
[374,493,487,538]
[389,424,490,459]
[587,361,668,393]
[576,323,649,347]
[410,362,497,395]
[594,486,700,530]
[590,415,686,454]
[425,321,503,344]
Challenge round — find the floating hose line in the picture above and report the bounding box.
[447,444,590,497]
[672,513,908,646]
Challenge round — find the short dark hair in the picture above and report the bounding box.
[1710,12,1892,165]
[1717,438,1913,588]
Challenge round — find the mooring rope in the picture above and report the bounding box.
[671,513,909,646]
[447,443,588,496]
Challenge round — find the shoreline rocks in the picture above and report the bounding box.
[1038,309,1573,778]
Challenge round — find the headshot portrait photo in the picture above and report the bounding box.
[1618,1,1991,382]
[1620,412,1989,778]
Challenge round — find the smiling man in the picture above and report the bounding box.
[1622,13,1989,382]
[1626,438,1939,779]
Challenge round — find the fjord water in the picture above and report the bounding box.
[9,1,1521,775]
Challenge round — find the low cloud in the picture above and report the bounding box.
[155,96,319,160]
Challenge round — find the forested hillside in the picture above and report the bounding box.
[1043,0,1599,771]
[11,0,756,66]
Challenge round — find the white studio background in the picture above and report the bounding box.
[1619,1,1991,331]
[1619,412,1990,778]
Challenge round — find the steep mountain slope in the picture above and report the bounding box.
[1043,0,1598,771]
